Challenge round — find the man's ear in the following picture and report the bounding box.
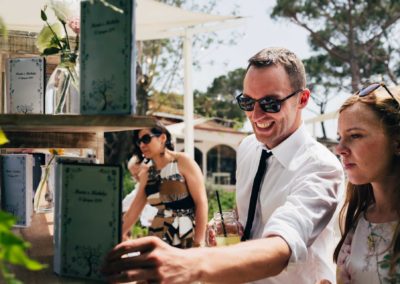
[298,88,310,109]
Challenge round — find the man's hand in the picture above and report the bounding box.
[102,236,199,284]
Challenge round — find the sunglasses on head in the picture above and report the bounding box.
[136,134,159,146]
[236,89,302,113]
[356,82,398,106]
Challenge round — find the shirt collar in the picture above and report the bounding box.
[256,123,310,169]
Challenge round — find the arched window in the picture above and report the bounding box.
[194,147,203,172]
[207,145,236,185]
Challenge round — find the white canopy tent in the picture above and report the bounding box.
[0,0,243,158]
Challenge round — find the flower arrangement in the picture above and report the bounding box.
[36,0,123,57]
[36,0,80,59]
[36,1,81,114]
[36,0,123,114]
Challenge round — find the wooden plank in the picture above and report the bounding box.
[0,114,157,132]
[1,132,100,149]
[0,53,10,114]
[95,132,104,163]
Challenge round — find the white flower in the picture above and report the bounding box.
[47,0,80,24]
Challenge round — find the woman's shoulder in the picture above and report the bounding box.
[173,152,197,171]
[173,151,191,163]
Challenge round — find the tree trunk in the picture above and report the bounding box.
[104,131,135,165]
[350,58,361,93]
[136,80,149,115]
[347,2,361,93]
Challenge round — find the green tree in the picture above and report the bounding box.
[207,190,236,220]
[136,0,240,115]
[150,90,184,114]
[194,68,246,128]
[272,0,400,137]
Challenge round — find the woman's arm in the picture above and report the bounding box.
[177,153,208,246]
[122,184,147,237]
[122,164,150,237]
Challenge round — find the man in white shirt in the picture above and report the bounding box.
[102,47,344,284]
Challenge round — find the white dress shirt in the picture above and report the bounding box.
[236,124,344,284]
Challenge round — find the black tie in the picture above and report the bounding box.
[241,150,272,241]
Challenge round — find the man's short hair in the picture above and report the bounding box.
[247,47,306,91]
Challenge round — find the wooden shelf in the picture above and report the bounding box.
[2,113,152,282]
[0,114,157,133]
[0,114,157,161]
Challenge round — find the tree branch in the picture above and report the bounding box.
[291,14,350,62]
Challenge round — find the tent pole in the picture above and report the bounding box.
[183,28,194,158]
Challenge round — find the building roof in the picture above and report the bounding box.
[152,112,248,135]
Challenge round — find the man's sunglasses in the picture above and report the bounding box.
[136,134,159,146]
[236,89,302,113]
[356,82,398,106]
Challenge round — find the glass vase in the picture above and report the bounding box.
[45,52,79,114]
[33,165,54,213]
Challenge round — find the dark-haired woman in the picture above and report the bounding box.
[332,84,400,283]
[122,122,208,248]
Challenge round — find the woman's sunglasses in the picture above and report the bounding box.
[356,82,398,106]
[236,89,302,113]
[136,134,158,146]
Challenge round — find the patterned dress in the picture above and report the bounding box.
[337,214,400,284]
[144,160,196,248]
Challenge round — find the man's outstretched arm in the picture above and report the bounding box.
[102,235,291,284]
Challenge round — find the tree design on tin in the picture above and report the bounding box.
[89,77,115,111]
[74,244,102,278]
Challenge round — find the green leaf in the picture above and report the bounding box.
[40,9,47,21]
[0,211,16,231]
[0,265,23,284]
[36,22,63,52]
[0,129,9,145]
[0,16,7,39]
[42,47,61,55]
[0,209,46,284]
[3,244,46,271]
